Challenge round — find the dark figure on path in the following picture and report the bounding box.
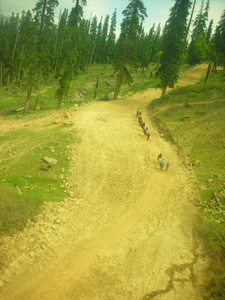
[141,122,145,129]
[157,153,162,163]
[138,115,142,124]
[146,132,150,141]
[160,159,165,170]
[165,162,170,171]
[136,108,141,117]
[144,127,148,135]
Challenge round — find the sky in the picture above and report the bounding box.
[1,0,225,36]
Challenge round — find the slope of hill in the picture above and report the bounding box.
[150,67,225,298]
[0,64,224,299]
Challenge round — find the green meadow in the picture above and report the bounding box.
[151,69,225,298]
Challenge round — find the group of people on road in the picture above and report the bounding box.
[136,108,150,141]
[136,108,170,172]
[157,153,169,171]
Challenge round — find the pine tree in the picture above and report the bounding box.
[214,10,225,69]
[151,23,162,65]
[0,18,12,86]
[54,8,69,81]
[206,19,213,44]
[69,0,86,27]
[94,17,103,63]
[113,0,147,99]
[56,1,88,108]
[158,0,191,97]
[188,0,210,65]
[87,15,98,69]
[146,24,155,64]
[97,15,109,64]
[107,9,117,64]
[14,10,37,89]
[137,27,150,71]
[33,0,59,81]
[1,13,20,86]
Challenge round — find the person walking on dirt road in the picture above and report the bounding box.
[144,127,148,135]
[157,153,162,163]
[138,115,142,124]
[160,159,165,170]
[136,108,141,117]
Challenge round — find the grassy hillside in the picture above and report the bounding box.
[0,122,80,235]
[0,64,160,236]
[0,65,224,296]
[151,69,225,298]
[0,64,160,113]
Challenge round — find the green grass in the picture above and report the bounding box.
[151,71,225,195]
[0,63,160,236]
[152,72,225,108]
[198,219,225,299]
[0,186,39,235]
[150,69,225,298]
[0,124,80,236]
[0,64,161,114]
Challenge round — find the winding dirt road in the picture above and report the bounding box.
[0,65,207,299]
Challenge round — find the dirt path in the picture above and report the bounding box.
[0,65,207,299]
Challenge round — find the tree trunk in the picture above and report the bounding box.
[57,95,64,109]
[87,45,96,71]
[113,45,128,100]
[6,70,10,88]
[181,0,196,66]
[12,30,19,62]
[17,43,24,85]
[185,0,196,45]
[205,63,212,84]
[53,62,57,83]
[94,76,99,99]
[7,29,20,86]
[0,61,2,89]
[37,0,47,83]
[161,86,167,97]
[35,91,42,110]
[113,65,125,100]
[25,85,32,113]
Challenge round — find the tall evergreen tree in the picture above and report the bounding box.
[146,24,155,64]
[107,9,117,64]
[54,8,69,80]
[56,0,87,108]
[94,17,103,63]
[206,19,213,44]
[96,15,109,64]
[158,0,191,96]
[214,10,225,69]
[188,0,210,65]
[87,15,98,69]
[17,10,36,86]
[69,0,86,27]
[137,27,150,70]
[2,13,20,86]
[113,0,147,99]
[33,0,59,81]
[151,23,161,65]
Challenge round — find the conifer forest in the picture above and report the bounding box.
[0,0,224,106]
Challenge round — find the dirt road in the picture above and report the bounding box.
[0,65,207,299]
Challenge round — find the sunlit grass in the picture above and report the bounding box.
[151,69,225,298]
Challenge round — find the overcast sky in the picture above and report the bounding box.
[1,0,224,34]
